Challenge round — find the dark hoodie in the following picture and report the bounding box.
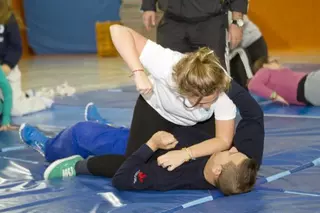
[0,14,22,69]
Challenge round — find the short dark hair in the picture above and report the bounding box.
[216,158,258,196]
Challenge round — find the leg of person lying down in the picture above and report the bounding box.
[303,70,320,106]
[19,121,129,163]
[19,100,172,177]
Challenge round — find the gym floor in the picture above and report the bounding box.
[0,54,320,212]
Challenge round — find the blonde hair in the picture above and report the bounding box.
[0,0,23,27]
[216,158,258,196]
[172,47,231,99]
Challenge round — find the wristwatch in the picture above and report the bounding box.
[232,19,244,28]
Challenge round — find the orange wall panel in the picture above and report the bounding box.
[248,0,320,52]
[10,0,320,55]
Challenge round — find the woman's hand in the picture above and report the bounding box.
[0,124,18,131]
[274,94,289,105]
[157,150,189,171]
[228,24,243,49]
[133,71,153,95]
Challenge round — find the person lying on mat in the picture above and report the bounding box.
[248,56,319,106]
[111,129,258,195]
[19,104,262,196]
[20,122,259,196]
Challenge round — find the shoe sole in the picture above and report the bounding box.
[43,155,82,180]
[18,123,45,156]
[84,102,94,121]
[18,123,27,145]
[83,102,116,127]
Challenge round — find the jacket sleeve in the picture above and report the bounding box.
[2,15,22,69]
[248,69,274,99]
[0,69,13,125]
[229,0,248,14]
[141,0,158,11]
[112,144,155,190]
[227,80,264,168]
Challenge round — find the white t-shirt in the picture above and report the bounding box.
[139,40,236,126]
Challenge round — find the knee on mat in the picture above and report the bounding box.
[71,121,104,139]
[72,121,91,132]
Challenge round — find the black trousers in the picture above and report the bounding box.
[246,36,268,65]
[230,36,268,88]
[85,81,264,177]
[86,96,216,177]
[157,13,228,64]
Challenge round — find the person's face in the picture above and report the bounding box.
[184,92,220,110]
[263,59,281,70]
[209,147,248,176]
[212,147,247,166]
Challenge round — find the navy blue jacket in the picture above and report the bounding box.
[0,15,22,69]
[227,81,264,167]
[112,127,214,191]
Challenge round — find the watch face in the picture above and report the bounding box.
[237,19,244,27]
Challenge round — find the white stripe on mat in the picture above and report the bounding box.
[264,114,320,119]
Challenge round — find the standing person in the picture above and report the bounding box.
[141,0,247,65]
[229,13,268,88]
[0,0,53,117]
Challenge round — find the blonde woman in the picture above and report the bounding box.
[108,24,235,169]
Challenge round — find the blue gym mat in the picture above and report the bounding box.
[2,75,320,212]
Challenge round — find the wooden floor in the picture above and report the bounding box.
[19,0,320,92]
